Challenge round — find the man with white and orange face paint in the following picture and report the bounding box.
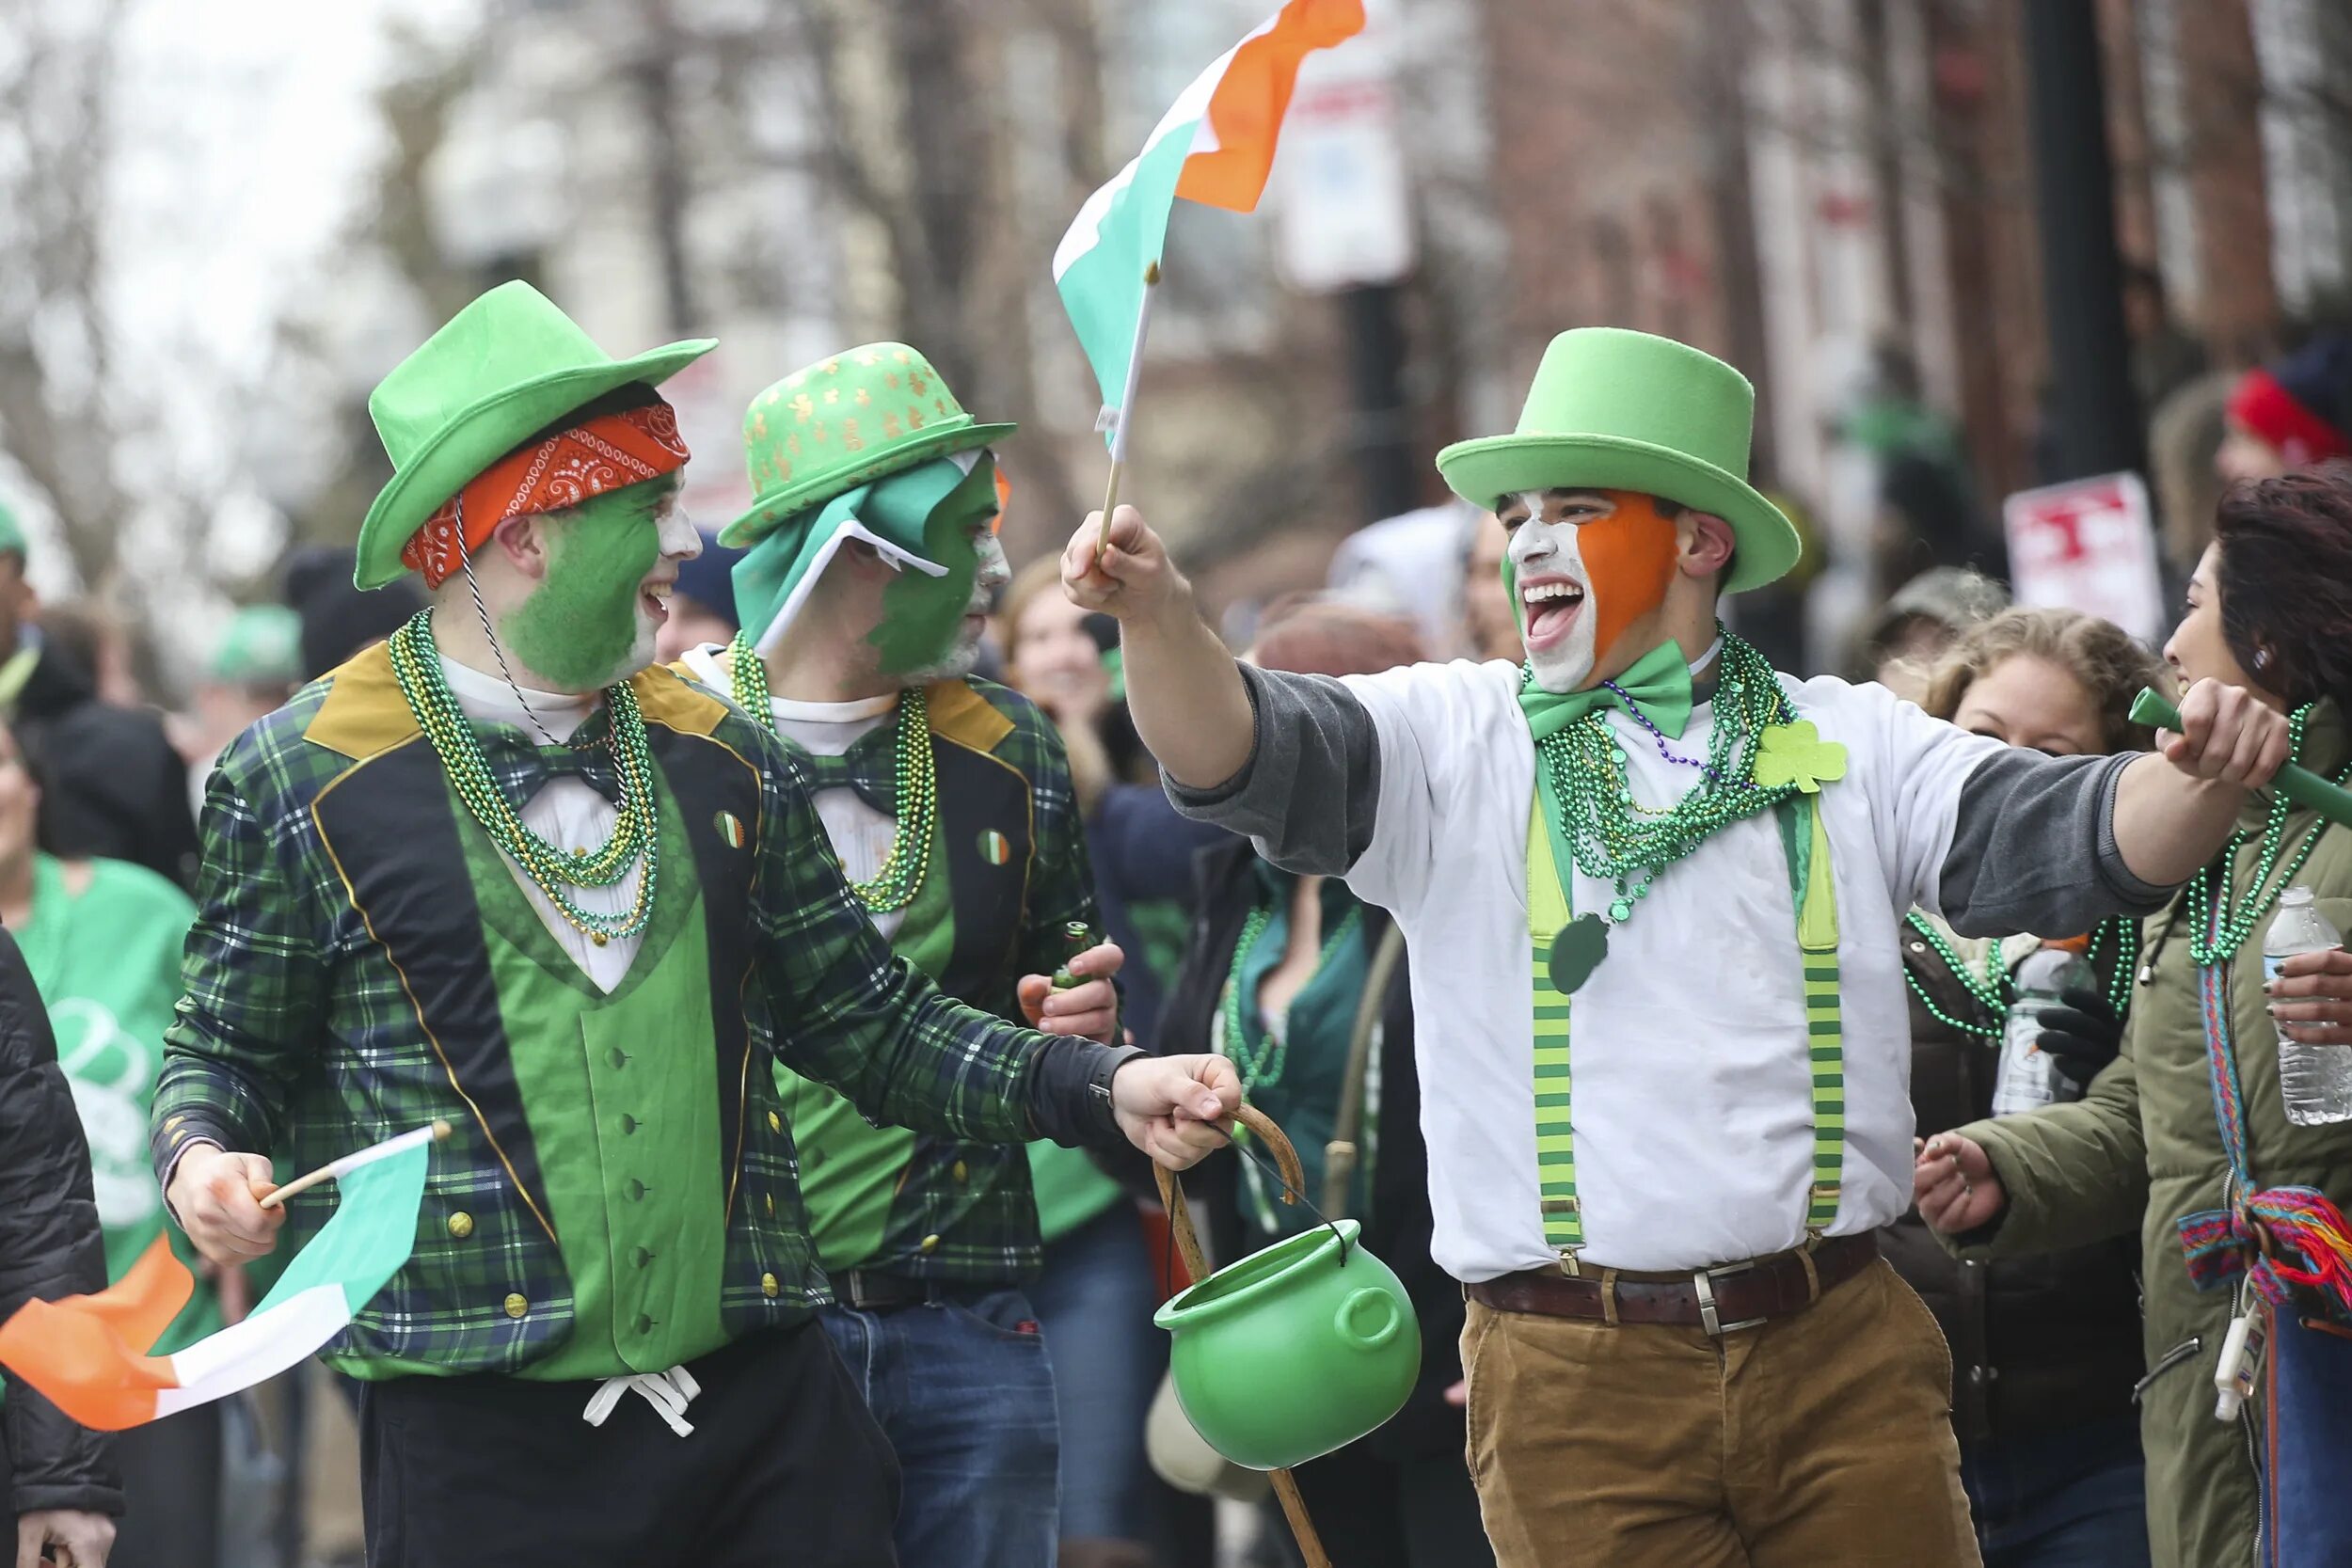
[1067,328,2294,1568]
[1500,489,1684,694]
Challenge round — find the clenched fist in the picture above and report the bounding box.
[2159,677,2292,789]
[166,1146,284,1267]
[1062,506,1185,626]
[1109,1053,1243,1171]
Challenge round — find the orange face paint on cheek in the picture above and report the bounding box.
[1580,491,1681,667]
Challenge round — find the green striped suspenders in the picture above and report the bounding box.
[1525,799,1585,1261]
[1523,790,1844,1275]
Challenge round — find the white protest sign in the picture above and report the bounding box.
[2000,471,2166,642]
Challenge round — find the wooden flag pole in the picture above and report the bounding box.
[260,1121,453,1211]
[1096,260,1163,571]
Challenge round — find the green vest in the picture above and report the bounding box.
[768,676,1052,1279]
[458,784,732,1378]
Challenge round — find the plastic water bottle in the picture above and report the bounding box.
[1993,948,2094,1116]
[2267,887,2352,1126]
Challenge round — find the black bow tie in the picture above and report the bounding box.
[469,727,621,801]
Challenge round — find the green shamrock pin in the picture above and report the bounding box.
[1754,721,1848,795]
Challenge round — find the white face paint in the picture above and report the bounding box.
[625,491,702,680]
[1505,490,1598,694]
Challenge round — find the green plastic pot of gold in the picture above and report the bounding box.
[1152,1107,1421,1473]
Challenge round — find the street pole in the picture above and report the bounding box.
[2020,0,2145,481]
[1340,282,1420,522]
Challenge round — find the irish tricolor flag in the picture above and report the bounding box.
[1053,0,1366,431]
[0,1127,431,1430]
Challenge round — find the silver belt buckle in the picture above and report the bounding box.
[1692,1259,1765,1337]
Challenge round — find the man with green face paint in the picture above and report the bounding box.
[676,343,1121,1568]
[149,287,1241,1568]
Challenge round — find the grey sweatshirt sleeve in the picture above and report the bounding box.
[1161,663,1383,877]
[1937,748,2176,938]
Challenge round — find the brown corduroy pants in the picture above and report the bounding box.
[1462,1259,1979,1568]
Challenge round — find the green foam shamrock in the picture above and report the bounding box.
[1754,721,1848,795]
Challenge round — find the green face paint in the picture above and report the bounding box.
[868,458,1001,677]
[502,480,668,691]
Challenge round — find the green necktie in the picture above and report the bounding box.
[1518,638,1696,744]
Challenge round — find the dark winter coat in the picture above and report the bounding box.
[1878,921,2144,1444]
[0,925,120,1518]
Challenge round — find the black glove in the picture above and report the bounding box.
[2036,985,2123,1085]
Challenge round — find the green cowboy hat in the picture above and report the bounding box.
[1435,328,1801,594]
[718,343,1015,549]
[353,280,716,591]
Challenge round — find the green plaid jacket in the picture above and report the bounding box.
[151,645,1095,1378]
[757,669,1101,1282]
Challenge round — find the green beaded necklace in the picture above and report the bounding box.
[1218,898,1365,1092]
[387,611,659,945]
[2185,703,2352,966]
[1902,912,2008,1039]
[1535,631,1798,925]
[727,633,937,914]
[1901,912,2141,1039]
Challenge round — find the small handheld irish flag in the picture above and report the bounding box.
[1053,0,1366,442]
[0,1126,434,1430]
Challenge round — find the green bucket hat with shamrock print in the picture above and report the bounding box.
[719,344,1015,549]
[721,344,1014,655]
[1435,327,1802,594]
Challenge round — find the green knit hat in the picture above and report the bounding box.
[718,343,1015,549]
[209,605,304,685]
[1435,328,1802,594]
[354,281,715,591]
[0,499,27,563]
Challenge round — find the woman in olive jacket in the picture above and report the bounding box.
[0,920,121,1566]
[1920,467,2352,1567]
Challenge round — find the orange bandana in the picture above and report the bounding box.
[403,402,691,588]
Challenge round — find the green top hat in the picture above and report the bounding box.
[718,343,1015,549]
[354,281,716,591]
[1435,328,1801,594]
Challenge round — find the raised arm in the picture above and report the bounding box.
[1062,507,1400,881]
[1061,506,1254,790]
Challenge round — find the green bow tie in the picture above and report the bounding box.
[1518,639,1696,744]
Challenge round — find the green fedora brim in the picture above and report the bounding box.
[354,339,717,591]
[717,415,1019,549]
[1436,432,1801,595]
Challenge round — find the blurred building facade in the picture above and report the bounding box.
[312,0,2352,646]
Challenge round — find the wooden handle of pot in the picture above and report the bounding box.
[1150,1101,1334,1568]
[1151,1101,1310,1280]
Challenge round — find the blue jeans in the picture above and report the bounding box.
[1028,1203,1164,1544]
[1960,1413,2150,1568]
[2267,1311,2352,1567]
[822,1287,1060,1568]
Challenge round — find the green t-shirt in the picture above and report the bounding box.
[17,854,220,1354]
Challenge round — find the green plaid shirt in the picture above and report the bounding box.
[151,647,1096,1377]
[768,673,1101,1282]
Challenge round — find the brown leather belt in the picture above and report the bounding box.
[1465,1233,1878,1335]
